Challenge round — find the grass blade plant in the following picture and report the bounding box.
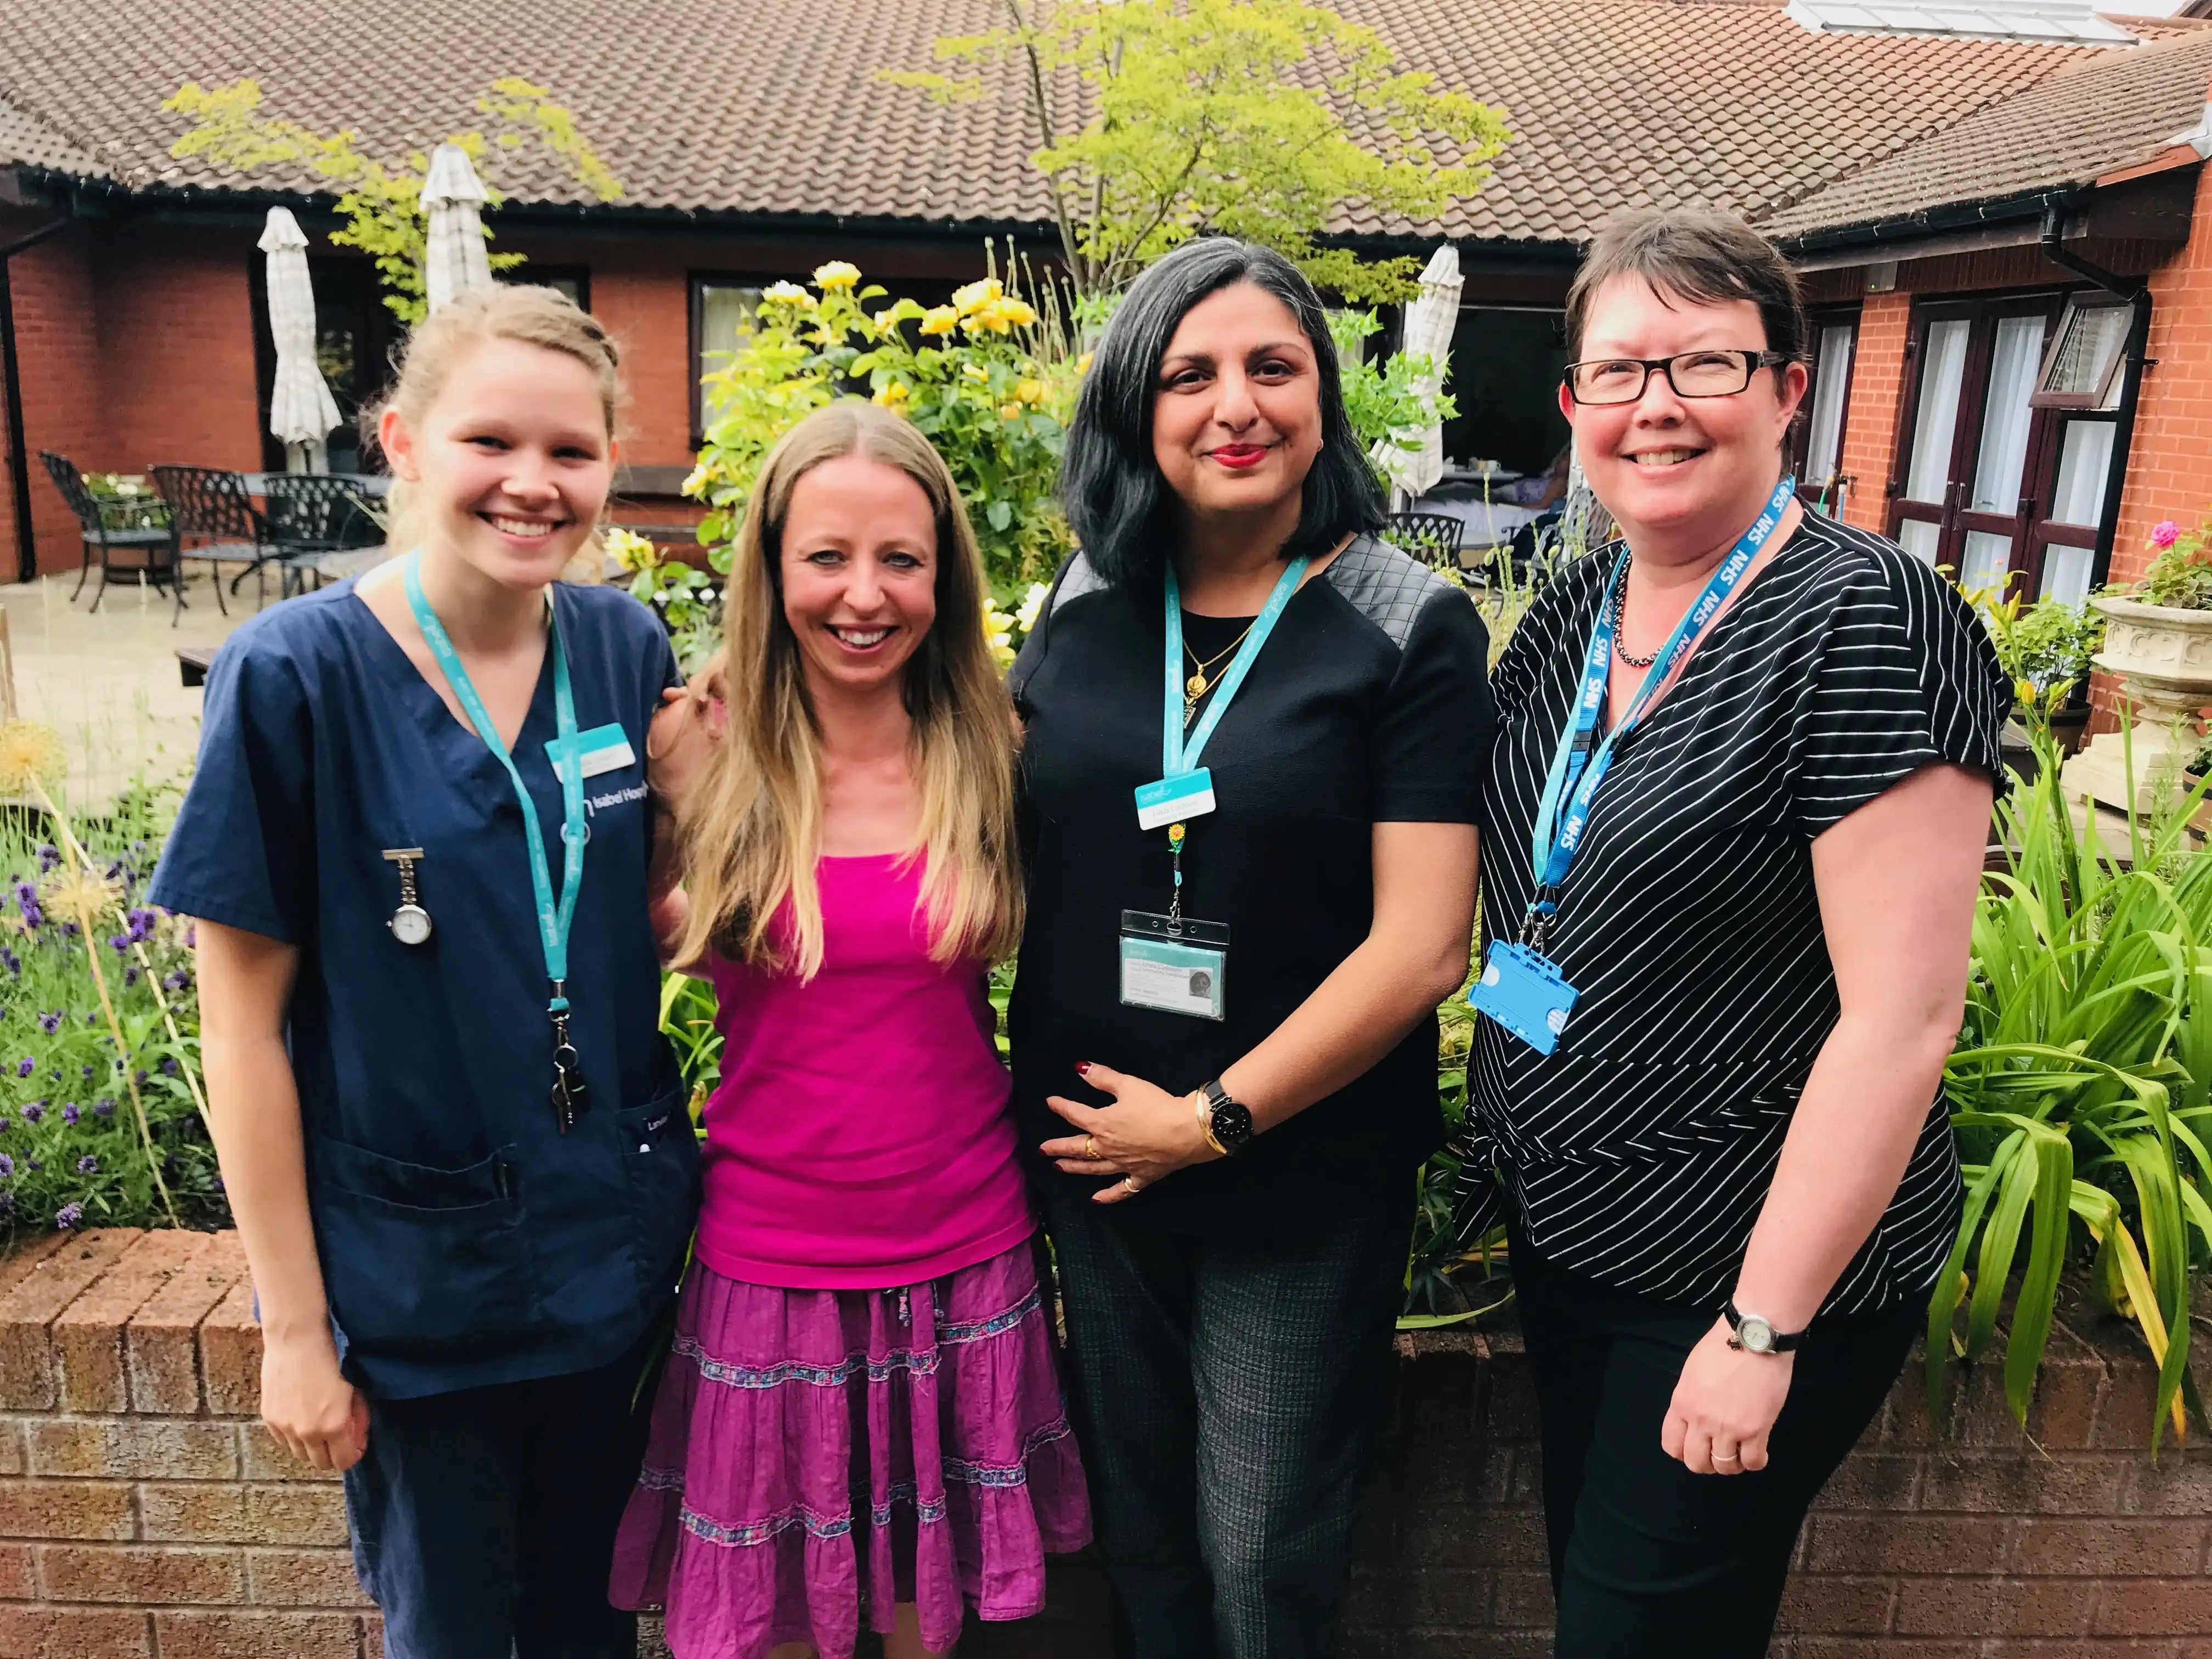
[1933,705,2212,1448]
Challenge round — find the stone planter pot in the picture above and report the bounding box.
[2059,594,2212,816]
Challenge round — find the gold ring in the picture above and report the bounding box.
[1084,1135,1099,1160]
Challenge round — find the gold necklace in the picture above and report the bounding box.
[1183,622,1257,720]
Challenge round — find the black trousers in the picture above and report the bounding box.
[343,1319,665,1659]
[1042,1192,1411,1659]
[1511,1234,1920,1658]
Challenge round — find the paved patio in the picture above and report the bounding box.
[0,568,254,812]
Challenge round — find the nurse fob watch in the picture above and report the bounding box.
[382,848,432,946]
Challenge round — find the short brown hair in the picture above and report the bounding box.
[1564,207,1805,370]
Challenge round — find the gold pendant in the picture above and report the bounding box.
[1186,673,1208,699]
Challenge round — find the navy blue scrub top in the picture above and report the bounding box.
[149,577,700,1400]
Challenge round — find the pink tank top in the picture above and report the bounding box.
[693,853,1034,1290]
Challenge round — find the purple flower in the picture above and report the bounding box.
[160,1058,178,1077]
[54,1202,82,1229]
[0,1153,13,1176]
[212,1175,225,1192]
[0,947,18,976]
[122,967,138,986]
[20,1102,43,1124]
[126,907,155,944]
[93,1098,115,1119]
[183,922,196,949]
[75,1155,97,1175]
[108,933,130,955]
[36,844,60,873]
[80,1065,93,1080]
[24,1157,38,1171]
[12,880,42,930]
[14,1057,32,1077]
[163,970,190,993]
[36,1011,61,1035]
[134,1070,149,1086]
[61,1103,78,1126]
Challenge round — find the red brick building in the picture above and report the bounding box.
[3,0,2210,596]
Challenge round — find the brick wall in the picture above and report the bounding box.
[2,225,101,582]
[11,1240,2207,1659]
[0,1230,376,1659]
[1836,290,1913,536]
[2109,163,2212,591]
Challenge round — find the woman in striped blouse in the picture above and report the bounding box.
[1455,206,2007,1657]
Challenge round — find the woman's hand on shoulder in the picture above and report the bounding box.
[259,1325,369,1473]
[1661,1317,1794,1477]
[1042,1062,1217,1204]
[647,667,729,816]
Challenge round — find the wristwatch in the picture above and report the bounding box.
[1197,1078,1254,1156]
[1724,1299,1805,1355]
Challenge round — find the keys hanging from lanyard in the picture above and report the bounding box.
[1522,476,1794,950]
[403,554,592,1132]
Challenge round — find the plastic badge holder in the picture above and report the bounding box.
[1119,909,1229,1022]
[1467,942,1579,1057]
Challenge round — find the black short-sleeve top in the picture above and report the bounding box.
[1008,535,1495,1244]
[1453,510,2008,1313]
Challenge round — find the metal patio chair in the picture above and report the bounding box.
[1383,510,1468,575]
[261,473,386,597]
[38,452,184,619]
[149,466,274,615]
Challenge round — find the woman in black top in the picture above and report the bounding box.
[1455,207,2006,1657]
[1009,238,1492,1657]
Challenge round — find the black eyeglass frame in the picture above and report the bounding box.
[1561,349,1791,405]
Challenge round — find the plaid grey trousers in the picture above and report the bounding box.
[1042,1192,1410,1659]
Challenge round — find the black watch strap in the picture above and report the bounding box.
[1201,1078,1254,1155]
[1723,1298,1805,1354]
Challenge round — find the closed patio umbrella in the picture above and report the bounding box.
[420,142,493,314]
[1371,242,1464,507]
[258,207,343,473]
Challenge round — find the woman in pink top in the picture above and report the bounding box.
[611,404,1090,1658]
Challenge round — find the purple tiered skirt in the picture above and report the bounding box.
[609,1237,1091,1658]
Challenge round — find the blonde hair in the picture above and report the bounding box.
[674,403,1023,978]
[374,285,623,570]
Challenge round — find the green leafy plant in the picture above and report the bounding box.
[1931,716,2212,1448]
[2115,515,2212,612]
[81,473,170,534]
[1969,580,2105,709]
[685,261,1084,608]
[883,0,1509,302]
[1,725,224,1239]
[163,77,622,324]
[1328,308,1456,489]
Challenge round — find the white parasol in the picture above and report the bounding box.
[1370,242,1465,505]
[258,207,343,473]
[420,143,493,314]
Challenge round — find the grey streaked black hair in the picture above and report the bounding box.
[1565,206,1807,370]
[1059,238,1385,587]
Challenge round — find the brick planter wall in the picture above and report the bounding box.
[6,1232,2208,1659]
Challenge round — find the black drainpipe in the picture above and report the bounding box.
[2039,207,2150,590]
[1,214,76,584]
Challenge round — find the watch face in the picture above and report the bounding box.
[1737,1315,1775,1354]
[390,905,433,947]
[1212,1099,1254,1151]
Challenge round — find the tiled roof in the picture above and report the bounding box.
[0,94,109,180]
[0,0,2161,247]
[1761,25,2212,236]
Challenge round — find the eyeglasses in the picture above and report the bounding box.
[1562,350,1789,406]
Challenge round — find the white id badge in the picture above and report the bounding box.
[1119,910,1228,1021]
[546,723,637,786]
[1135,769,1216,832]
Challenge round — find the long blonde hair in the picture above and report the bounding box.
[373,285,623,572]
[674,403,1022,978]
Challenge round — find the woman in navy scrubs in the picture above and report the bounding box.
[149,285,699,1659]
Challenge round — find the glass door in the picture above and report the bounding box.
[1888,295,2065,588]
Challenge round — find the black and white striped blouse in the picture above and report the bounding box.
[1454,510,2008,1314]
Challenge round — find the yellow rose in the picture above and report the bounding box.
[603,527,660,573]
[812,261,861,291]
[999,401,1024,421]
[982,598,1016,669]
[995,297,1037,328]
[966,302,1013,336]
[1014,379,1044,406]
[952,277,1003,317]
[873,380,911,408]
[1014,580,1050,635]
[962,364,990,385]
[761,280,815,309]
[918,306,959,337]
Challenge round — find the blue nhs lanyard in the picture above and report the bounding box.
[1523,477,1793,947]
[1162,555,1308,775]
[404,554,592,1126]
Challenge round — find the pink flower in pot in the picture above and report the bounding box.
[2151,519,2182,549]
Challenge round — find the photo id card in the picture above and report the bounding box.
[1135,769,1216,832]
[1467,942,1579,1057]
[1119,910,1229,1021]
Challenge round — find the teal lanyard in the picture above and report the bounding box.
[403,553,591,1128]
[1162,555,1308,776]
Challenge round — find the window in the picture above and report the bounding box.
[2033,294,2130,411]
[1437,306,1570,479]
[1797,313,1858,511]
[1888,289,2125,600]
[691,276,768,443]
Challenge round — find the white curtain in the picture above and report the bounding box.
[1803,324,1855,489]
[1904,319,1972,505]
[258,207,343,473]
[1970,315,2046,515]
[420,143,493,314]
